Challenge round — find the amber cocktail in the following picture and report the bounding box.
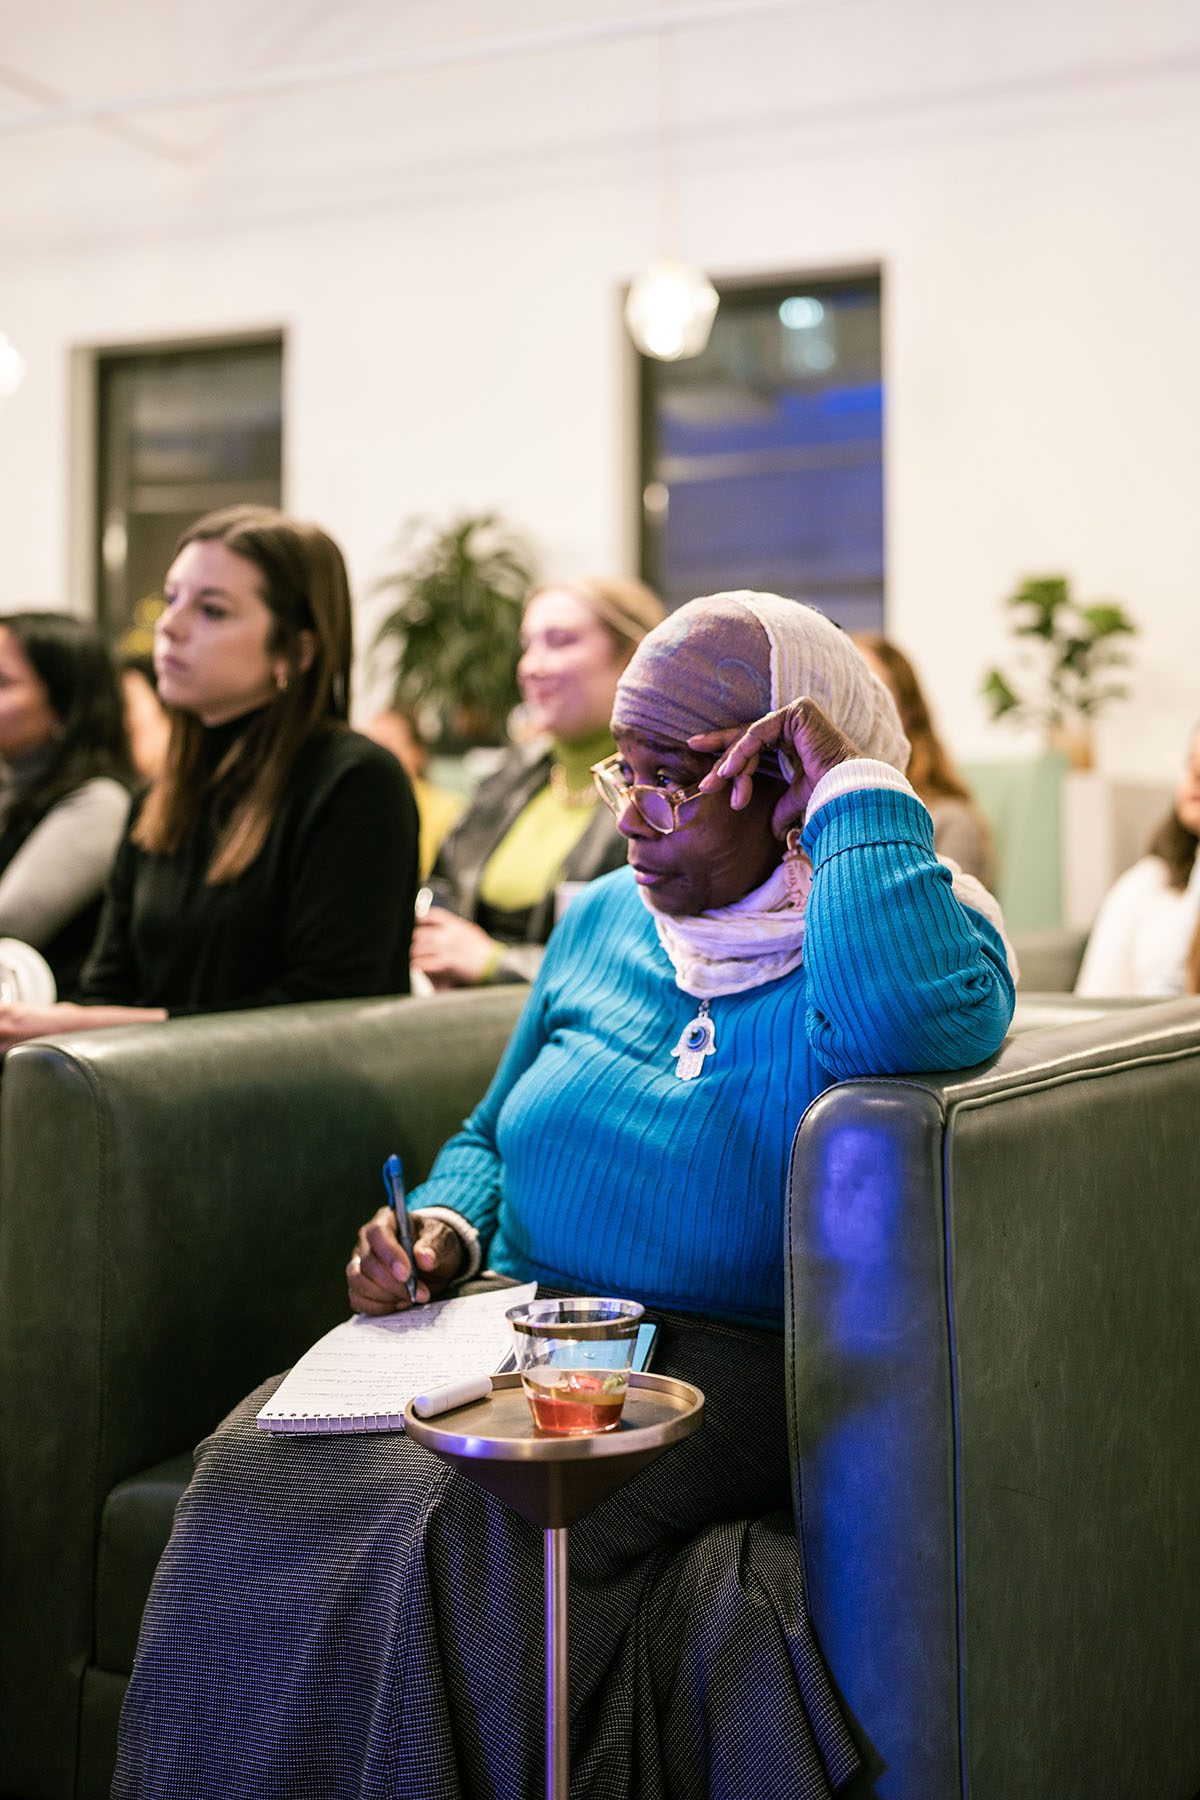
[506,1298,644,1436]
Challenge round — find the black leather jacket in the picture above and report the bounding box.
[429,740,627,984]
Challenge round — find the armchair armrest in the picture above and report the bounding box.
[787,997,1200,1800]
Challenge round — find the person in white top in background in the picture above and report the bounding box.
[0,612,132,996]
[1075,722,1200,997]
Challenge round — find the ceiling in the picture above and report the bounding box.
[3,0,1199,254]
[0,2,794,242]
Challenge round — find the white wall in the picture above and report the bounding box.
[0,0,1197,773]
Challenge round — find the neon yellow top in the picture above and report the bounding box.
[412,776,465,881]
[477,728,614,914]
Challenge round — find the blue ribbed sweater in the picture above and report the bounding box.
[409,787,1015,1327]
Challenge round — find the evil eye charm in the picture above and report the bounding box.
[671,1004,716,1082]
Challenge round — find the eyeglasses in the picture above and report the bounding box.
[590,753,708,836]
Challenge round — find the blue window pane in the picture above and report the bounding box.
[639,276,884,630]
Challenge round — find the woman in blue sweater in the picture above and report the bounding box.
[116,593,1015,1800]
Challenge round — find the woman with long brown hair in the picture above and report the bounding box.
[854,632,996,888]
[0,506,418,1048]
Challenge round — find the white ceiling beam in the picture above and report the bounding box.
[0,0,800,136]
[0,60,196,160]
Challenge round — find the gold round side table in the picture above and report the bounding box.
[406,1369,705,1800]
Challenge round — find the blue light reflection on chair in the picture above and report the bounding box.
[791,1091,960,1798]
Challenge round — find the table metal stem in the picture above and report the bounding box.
[545,1525,569,1800]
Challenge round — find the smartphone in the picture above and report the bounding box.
[629,1321,659,1373]
[495,1321,658,1376]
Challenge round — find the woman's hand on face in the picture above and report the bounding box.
[347,1207,466,1316]
[689,697,864,839]
[410,907,500,989]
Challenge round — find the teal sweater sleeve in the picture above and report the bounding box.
[800,785,1015,1076]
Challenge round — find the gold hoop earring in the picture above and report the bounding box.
[275,669,290,693]
[781,829,812,908]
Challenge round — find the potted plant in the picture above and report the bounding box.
[981,575,1138,770]
[372,513,539,749]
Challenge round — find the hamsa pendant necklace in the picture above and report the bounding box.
[671,999,716,1081]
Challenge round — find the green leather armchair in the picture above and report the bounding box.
[1,989,1198,1800]
[791,996,1200,1799]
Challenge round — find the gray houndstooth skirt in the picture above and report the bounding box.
[114,1310,860,1799]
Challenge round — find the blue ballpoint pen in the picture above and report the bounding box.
[383,1153,419,1303]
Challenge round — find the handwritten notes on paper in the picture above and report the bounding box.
[256,1282,537,1435]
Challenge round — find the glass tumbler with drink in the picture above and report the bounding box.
[506,1298,644,1436]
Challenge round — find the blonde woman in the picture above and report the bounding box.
[412,576,664,986]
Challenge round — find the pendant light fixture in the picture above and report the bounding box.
[0,331,25,401]
[624,28,718,363]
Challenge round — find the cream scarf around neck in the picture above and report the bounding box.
[642,852,813,998]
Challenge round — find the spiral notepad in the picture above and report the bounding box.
[257,1283,536,1435]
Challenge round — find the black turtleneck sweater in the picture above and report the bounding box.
[80,718,418,1013]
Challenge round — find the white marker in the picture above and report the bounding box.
[410,1374,494,1419]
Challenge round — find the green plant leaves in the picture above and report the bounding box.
[1078,602,1137,637]
[371,512,538,748]
[981,668,1021,718]
[981,574,1138,731]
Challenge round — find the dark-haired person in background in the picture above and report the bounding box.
[0,611,133,995]
[1075,720,1200,996]
[362,704,464,880]
[120,651,172,782]
[0,505,418,1049]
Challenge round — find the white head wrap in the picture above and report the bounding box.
[612,590,908,770]
[610,591,910,997]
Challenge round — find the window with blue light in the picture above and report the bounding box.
[637,272,883,630]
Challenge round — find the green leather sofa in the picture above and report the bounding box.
[1,989,1198,1799]
[0,989,525,1800]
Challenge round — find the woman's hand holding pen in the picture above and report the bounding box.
[348,1207,466,1315]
